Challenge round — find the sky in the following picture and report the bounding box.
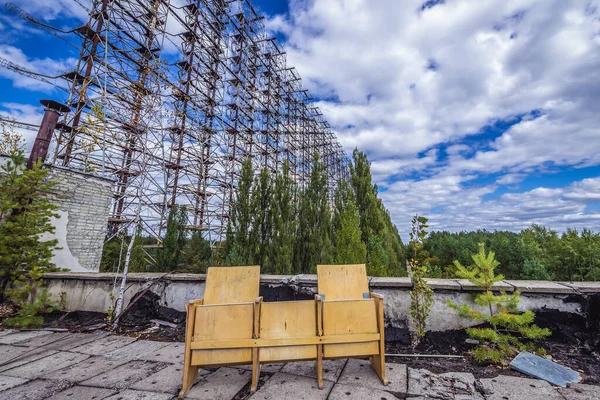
[0,0,599,240]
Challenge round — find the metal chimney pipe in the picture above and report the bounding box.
[27,99,71,169]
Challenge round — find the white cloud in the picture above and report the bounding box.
[269,0,600,235]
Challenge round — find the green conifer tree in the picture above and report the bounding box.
[409,215,434,340]
[271,161,296,275]
[226,157,254,265]
[447,243,551,364]
[250,166,273,271]
[155,205,187,271]
[332,181,366,264]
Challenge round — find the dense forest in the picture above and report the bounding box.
[101,150,600,282]
[101,149,406,277]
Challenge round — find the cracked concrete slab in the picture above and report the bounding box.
[2,351,89,379]
[103,389,174,399]
[0,330,53,345]
[249,372,333,400]
[40,332,109,352]
[328,383,399,400]
[559,383,600,400]
[0,344,35,364]
[0,375,29,392]
[478,375,564,400]
[235,363,284,374]
[50,385,118,400]
[338,359,407,394]
[0,378,72,400]
[408,368,483,399]
[70,334,136,355]
[281,359,346,382]
[131,363,209,394]
[0,349,58,373]
[186,367,251,400]
[80,360,168,390]
[103,339,171,360]
[44,355,130,382]
[137,341,184,364]
[10,332,72,348]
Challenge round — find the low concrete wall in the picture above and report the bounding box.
[44,272,600,337]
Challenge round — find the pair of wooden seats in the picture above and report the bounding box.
[179,264,387,399]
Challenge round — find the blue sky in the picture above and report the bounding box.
[1,0,599,238]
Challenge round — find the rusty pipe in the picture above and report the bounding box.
[27,99,70,169]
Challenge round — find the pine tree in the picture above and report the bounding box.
[332,181,366,264]
[271,161,296,275]
[409,215,434,340]
[183,232,213,273]
[155,205,187,271]
[250,166,273,271]
[447,243,551,364]
[226,157,254,265]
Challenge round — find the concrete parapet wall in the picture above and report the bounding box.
[43,272,600,335]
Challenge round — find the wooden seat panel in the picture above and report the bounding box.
[203,266,260,305]
[317,264,369,300]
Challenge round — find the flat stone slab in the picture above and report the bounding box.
[478,375,564,400]
[328,383,398,400]
[0,349,58,373]
[103,389,174,400]
[131,363,209,394]
[51,385,118,400]
[0,378,72,400]
[137,342,184,364]
[281,359,346,382]
[338,359,406,394]
[2,351,89,379]
[44,355,130,382]
[408,368,483,399]
[456,279,514,292]
[10,332,71,348]
[0,375,29,392]
[103,339,171,360]
[187,367,251,400]
[41,332,108,352]
[80,360,167,389]
[71,334,136,355]
[503,280,575,294]
[559,383,600,400]
[249,372,333,400]
[0,329,18,337]
[424,279,462,290]
[0,330,53,345]
[0,344,36,364]
[236,363,285,374]
[510,351,582,387]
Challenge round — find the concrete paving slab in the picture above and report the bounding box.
[0,349,58,373]
[424,279,462,290]
[478,375,563,400]
[281,359,346,382]
[0,375,29,392]
[51,385,118,400]
[456,279,514,292]
[103,339,170,360]
[338,359,406,394]
[80,360,168,390]
[0,344,35,364]
[103,389,174,400]
[130,363,209,394]
[235,363,284,374]
[10,332,71,348]
[559,383,600,400]
[2,351,90,379]
[408,369,483,399]
[559,282,600,293]
[0,330,53,345]
[0,378,72,400]
[328,383,399,400]
[70,334,136,355]
[249,372,333,400]
[40,332,108,352]
[186,367,251,400]
[44,355,130,382]
[0,329,18,337]
[137,341,184,364]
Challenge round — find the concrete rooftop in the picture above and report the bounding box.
[0,329,598,399]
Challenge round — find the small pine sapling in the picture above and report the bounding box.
[409,215,434,342]
[447,243,551,364]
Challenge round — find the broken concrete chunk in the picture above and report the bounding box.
[510,351,582,387]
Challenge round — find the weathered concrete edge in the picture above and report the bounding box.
[43,272,600,294]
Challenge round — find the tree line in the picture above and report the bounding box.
[101,149,406,277]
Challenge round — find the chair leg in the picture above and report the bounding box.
[179,364,199,399]
[370,353,387,385]
[251,348,260,392]
[316,344,324,389]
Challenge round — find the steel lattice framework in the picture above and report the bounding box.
[5,0,350,245]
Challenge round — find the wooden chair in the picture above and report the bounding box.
[179,266,261,399]
[316,264,387,385]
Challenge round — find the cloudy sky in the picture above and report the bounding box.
[1,0,599,239]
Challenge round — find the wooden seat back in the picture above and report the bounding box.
[203,265,260,304]
[317,264,369,300]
